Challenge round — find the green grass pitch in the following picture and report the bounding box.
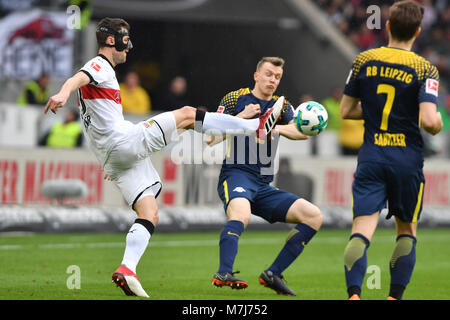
[0,228,449,300]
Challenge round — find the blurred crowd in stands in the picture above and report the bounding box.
[7,0,449,157]
[318,0,449,84]
[316,0,450,157]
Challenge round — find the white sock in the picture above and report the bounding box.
[121,223,151,273]
[202,112,259,134]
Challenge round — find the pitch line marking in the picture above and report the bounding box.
[1,234,449,251]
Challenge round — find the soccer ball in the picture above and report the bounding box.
[293,101,328,136]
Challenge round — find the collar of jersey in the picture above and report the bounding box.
[97,54,115,69]
[382,46,414,54]
[249,89,273,104]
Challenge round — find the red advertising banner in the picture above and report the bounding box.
[286,158,450,207]
[0,148,121,206]
[1,147,449,208]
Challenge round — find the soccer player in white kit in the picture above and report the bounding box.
[44,18,283,298]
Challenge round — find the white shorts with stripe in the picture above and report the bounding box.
[102,112,177,208]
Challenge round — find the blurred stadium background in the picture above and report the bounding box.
[0,0,449,300]
[1,0,449,232]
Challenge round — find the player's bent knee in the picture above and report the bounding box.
[136,210,158,227]
[226,198,252,228]
[228,212,251,228]
[152,210,159,226]
[287,199,322,230]
[134,198,159,226]
[395,218,417,237]
[226,209,251,228]
[307,205,323,230]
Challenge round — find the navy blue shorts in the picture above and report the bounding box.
[352,162,425,223]
[217,169,299,224]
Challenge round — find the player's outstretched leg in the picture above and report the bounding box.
[172,103,284,137]
[256,95,285,139]
[259,199,322,296]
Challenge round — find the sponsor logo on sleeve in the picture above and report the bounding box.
[425,79,439,97]
[143,120,154,128]
[91,62,101,72]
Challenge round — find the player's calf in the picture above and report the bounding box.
[173,107,260,134]
[263,199,321,280]
[344,233,370,299]
[389,234,417,300]
[216,220,245,273]
[266,223,317,277]
[134,196,159,226]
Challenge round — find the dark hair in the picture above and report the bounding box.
[96,17,130,47]
[389,0,424,41]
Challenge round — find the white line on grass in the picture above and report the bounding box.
[1,234,449,251]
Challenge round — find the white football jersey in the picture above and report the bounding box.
[78,55,134,166]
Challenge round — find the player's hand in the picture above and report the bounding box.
[239,104,261,119]
[44,92,69,114]
[437,111,443,129]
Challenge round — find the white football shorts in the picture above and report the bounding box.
[102,112,177,208]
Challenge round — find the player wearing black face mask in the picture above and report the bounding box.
[96,25,133,52]
[45,17,277,299]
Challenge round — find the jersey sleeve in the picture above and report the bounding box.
[278,97,295,124]
[343,53,365,98]
[418,64,439,104]
[79,57,111,85]
[217,90,239,115]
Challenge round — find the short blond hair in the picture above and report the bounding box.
[256,57,285,71]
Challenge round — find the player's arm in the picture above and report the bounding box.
[44,71,90,114]
[419,65,442,136]
[341,52,365,120]
[236,104,261,119]
[340,94,362,119]
[274,121,309,140]
[420,102,443,136]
